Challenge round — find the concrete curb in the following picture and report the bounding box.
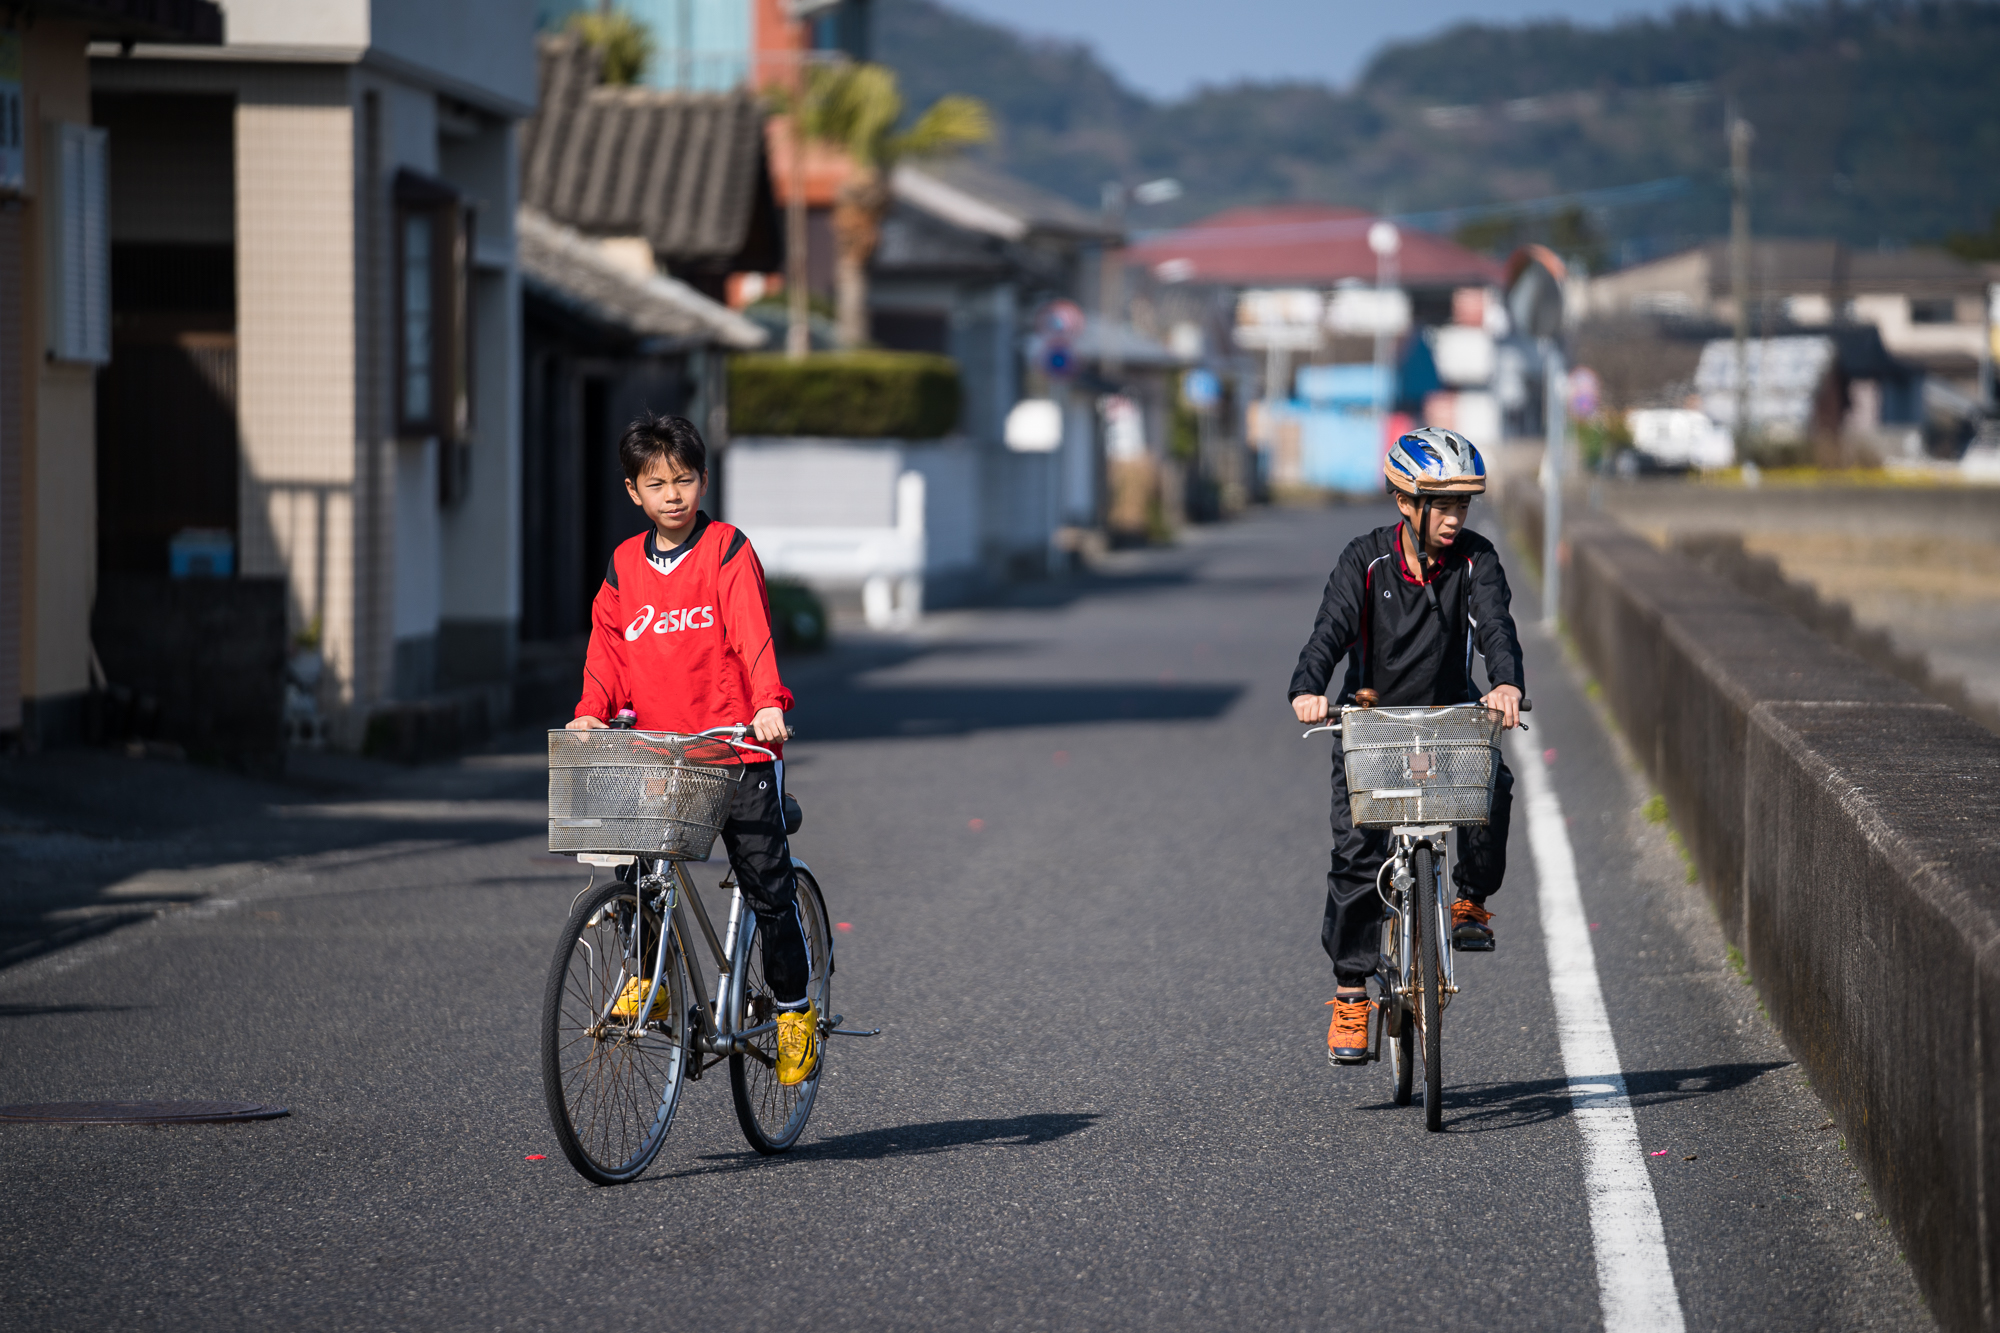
[1499,475,2000,1331]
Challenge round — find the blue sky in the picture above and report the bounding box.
[937,0,1759,99]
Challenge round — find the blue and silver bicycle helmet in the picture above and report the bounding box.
[1384,426,1487,497]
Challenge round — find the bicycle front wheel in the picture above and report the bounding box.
[1413,844,1444,1132]
[540,879,690,1184]
[1381,908,1413,1106]
[727,866,833,1154]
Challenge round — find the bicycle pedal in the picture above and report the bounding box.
[1451,937,1496,953]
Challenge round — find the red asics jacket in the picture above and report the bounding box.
[575,518,793,752]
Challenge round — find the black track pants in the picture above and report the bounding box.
[718,761,809,1004]
[1320,736,1513,985]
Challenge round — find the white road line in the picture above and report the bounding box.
[1509,732,1686,1333]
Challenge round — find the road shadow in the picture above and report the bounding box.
[0,1001,147,1019]
[793,683,1243,742]
[1356,1061,1793,1133]
[649,1112,1102,1180]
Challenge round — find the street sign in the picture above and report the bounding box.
[1182,369,1220,410]
[1237,288,1323,329]
[1326,287,1411,337]
[1233,324,1323,351]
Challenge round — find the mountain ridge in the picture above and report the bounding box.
[876,0,2000,262]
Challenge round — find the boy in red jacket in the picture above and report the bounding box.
[566,414,816,1084]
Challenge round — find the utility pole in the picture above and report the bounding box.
[1542,338,1564,633]
[1099,182,1125,381]
[785,87,810,359]
[1367,221,1401,417]
[1729,113,1755,458]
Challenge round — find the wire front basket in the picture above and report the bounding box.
[1341,706,1503,829]
[548,730,747,860]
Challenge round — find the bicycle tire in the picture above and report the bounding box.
[728,866,833,1154]
[540,879,690,1184]
[1413,844,1444,1132]
[1382,911,1414,1106]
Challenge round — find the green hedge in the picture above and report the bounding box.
[728,351,960,439]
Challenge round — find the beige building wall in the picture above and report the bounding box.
[89,11,529,737]
[22,18,99,717]
[235,88,360,701]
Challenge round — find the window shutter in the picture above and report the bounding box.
[47,122,109,364]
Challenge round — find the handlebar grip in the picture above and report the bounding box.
[1519,698,1532,713]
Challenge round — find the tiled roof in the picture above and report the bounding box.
[517,207,767,349]
[1127,204,1502,289]
[520,35,768,266]
[893,160,1119,242]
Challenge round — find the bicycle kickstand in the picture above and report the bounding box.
[825,1014,883,1037]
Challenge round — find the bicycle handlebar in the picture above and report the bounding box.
[694,723,796,764]
[1299,698,1531,740]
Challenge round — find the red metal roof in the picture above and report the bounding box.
[1129,204,1503,289]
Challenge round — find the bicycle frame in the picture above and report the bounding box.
[1377,826,1457,1028]
[613,859,785,1075]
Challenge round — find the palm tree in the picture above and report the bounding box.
[567,9,652,86]
[797,64,991,349]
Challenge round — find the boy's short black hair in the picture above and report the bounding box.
[619,413,707,483]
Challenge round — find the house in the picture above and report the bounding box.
[516,205,765,650]
[88,0,537,750]
[539,0,871,94]
[874,157,1132,558]
[1581,239,1993,391]
[1129,205,1505,493]
[0,1,224,749]
[518,33,780,303]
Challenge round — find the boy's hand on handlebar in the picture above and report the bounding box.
[751,707,789,743]
[566,716,608,730]
[1292,693,1330,724]
[1482,684,1523,730]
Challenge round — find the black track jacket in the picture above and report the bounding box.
[1288,524,1525,707]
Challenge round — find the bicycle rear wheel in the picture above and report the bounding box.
[541,878,690,1184]
[728,866,833,1154]
[1413,844,1444,1131]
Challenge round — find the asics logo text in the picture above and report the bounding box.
[625,604,715,640]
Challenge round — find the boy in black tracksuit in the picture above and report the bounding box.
[1289,481,1525,1063]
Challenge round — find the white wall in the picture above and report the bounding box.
[723,438,981,580]
[217,0,369,48]
[726,442,904,529]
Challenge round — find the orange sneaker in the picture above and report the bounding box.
[1326,994,1372,1065]
[1451,897,1495,952]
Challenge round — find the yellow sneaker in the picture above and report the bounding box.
[611,975,662,1022]
[775,1003,820,1086]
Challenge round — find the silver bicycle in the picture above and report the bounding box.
[1304,694,1527,1132]
[538,724,874,1184]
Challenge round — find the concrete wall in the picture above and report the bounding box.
[723,436,983,617]
[1500,470,2000,1332]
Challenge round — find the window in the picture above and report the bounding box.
[0,32,22,194]
[393,170,472,446]
[47,122,109,363]
[1910,297,1958,325]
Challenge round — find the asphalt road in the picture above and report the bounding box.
[0,504,1933,1331]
